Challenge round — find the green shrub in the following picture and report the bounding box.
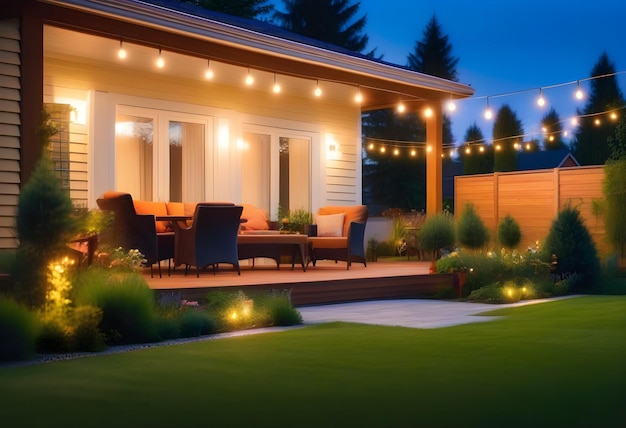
[37,318,69,353]
[456,203,490,250]
[375,240,394,257]
[0,297,40,361]
[544,204,601,291]
[603,159,626,257]
[256,292,303,326]
[69,305,106,352]
[155,316,181,341]
[466,278,538,304]
[179,310,217,337]
[418,213,455,258]
[498,215,522,249]
[13,112,78,308]
[74,270,158,345]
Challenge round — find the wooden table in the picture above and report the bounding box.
[237,232,309,271]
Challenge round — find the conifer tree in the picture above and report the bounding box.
[571,52,625,165]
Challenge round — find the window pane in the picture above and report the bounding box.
[169,121,205,202]
[241,132,271,211]
[115,114,153,200]
[280,137,310,213]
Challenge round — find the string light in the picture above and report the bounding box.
[575,81,584,100]
[314,80,322,97]
[537,88,546,107]
[204,59,214,79]
[245,68,254,85]
[156,49,165,68]
[355,86,363,103]
[117,39,127,59]
[446,94,457,112]
[484,97,493,120]
[272,73,281,93]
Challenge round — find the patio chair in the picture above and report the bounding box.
[172,204,243,277]
[308,205,368,270]
[96,191,175,278]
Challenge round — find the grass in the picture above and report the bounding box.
[1,296,625,427]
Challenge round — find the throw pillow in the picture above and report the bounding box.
[316,213,345,237]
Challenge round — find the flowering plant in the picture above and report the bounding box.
[108,247,147,271]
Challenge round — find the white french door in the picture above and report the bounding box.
[114,105,212,202]
[241,128,312,219]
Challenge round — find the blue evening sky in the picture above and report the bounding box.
[273,0,626,147]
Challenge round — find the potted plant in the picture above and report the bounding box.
[287,208,313,234]
[417,213,456,273]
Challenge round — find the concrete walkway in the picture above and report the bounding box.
[297,296,578,329]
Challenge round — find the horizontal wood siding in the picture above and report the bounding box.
[455,166,608,254]
[0,19,20,249]
[45,56,361,206]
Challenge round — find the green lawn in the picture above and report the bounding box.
[1,296,625,428]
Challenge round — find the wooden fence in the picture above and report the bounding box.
[454,166,608,254]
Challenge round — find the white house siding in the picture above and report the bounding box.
[0,19,21,250]
[44,54,362,209]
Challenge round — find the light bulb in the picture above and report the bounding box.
[314,81,322,97]
[354,87,363,103]
[156,49,164,68]
[537,89,545,107]
[575,81,584,100]
[204,60,213,79]
[272,74,281,93]
[118,40,127,59]
[245,69,254,85]
[447,100,456,112]
[484,108,493,120]
[397,103,406,113]
[424,107,433,118]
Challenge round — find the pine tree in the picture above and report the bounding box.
[571,52,625,165]
[541,108,567,150]
[460,123,493,175]
[493,104,524,172]
[407,15,458,81]
[273,0,370,53]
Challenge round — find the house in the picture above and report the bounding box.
[516,149,580,171]
[0,0,473,249]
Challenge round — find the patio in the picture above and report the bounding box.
[144,260,457,306]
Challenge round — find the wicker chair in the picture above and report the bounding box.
[96,191,174,278]
[172,204,243,277]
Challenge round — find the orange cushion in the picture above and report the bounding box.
[318,205,367,237]
[240,203,269,230]
[134,200,168,232]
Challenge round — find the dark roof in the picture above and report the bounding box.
[516,149,580,171]
[143,0,408,69]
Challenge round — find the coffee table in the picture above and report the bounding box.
[237,231,309,271]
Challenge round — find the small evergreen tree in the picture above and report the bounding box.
[544,204,600,291]
[12,111,77,308]
[498,215,522,249]
[456,203,489,250]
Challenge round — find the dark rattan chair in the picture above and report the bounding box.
[96,191,174,278]
[172,204,243,277]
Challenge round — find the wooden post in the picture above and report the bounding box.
[426,103,443,216]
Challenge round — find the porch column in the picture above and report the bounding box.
[20,13,44,183]
[425,103,443,215]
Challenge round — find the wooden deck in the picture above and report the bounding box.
[144,260,458,306]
